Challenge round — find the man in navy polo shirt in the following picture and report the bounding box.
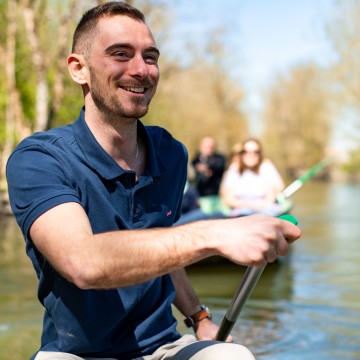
[6,2,301,360]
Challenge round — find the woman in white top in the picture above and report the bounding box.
[220,138,286,216]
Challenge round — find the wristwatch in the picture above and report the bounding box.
[184,305,212,328]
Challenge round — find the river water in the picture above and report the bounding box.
[0,182,359,359]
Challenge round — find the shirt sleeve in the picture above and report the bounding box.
[6,144,81,238]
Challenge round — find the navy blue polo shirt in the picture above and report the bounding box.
[6,108,188,359]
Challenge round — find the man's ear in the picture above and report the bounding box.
[67,54,88,85]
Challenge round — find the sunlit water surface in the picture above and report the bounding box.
[1,183,359,359]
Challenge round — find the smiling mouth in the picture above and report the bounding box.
[121,86,146,94]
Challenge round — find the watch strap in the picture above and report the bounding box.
[184,305,211,328]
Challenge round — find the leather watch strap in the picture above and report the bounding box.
[184,305,211,328]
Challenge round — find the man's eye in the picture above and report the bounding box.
[114,52,128,59]
[144,55,159,64]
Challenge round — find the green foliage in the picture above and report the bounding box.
[14,30,36,129]
[0,1,7,45]
[0,71,6,148]
[53,78,84,126]
[0,121,5,150]
[262,63,331,176]
[0,0,8,148]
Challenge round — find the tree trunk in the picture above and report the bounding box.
[48,0,78,129]
[1,0,17,193]
[21,0,49,132]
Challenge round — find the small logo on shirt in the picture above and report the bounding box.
[166,210,172,217]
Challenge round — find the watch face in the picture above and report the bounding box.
[202,305,212,319]
[205,307,212,319]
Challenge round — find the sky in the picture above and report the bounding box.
[163,0,355,149]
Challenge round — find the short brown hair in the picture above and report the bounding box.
[71,2,146,55]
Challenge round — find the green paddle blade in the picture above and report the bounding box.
[278,214,298,225]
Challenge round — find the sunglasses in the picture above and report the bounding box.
[240,150,261,155]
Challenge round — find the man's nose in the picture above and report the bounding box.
[128,55,148,78]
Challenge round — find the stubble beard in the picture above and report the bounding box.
[90,69,150,120]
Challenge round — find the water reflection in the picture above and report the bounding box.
[280,184,360,360]
[0,216,43,358]
[185,183,360,359]
[183,261,297,357]
[1,183,360,359]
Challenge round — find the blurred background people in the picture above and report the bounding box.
[190,137,227,216]
[175,180,211,225]
[220,138,289,216]
[191,136,226,197]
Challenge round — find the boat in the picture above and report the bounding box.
[194,157,333,220]
[198,194,293,218]
[179,159,332,266]
[176,194,293,266]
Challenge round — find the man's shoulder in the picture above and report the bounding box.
[144,125,186,152]
[144,124,174,141]
[7,123,77,173]
[14,123,74,152]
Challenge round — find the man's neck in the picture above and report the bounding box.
[84,106,139,170]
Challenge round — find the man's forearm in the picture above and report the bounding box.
[82,222,219,289]
[30,202,217,290]
[31,203,301,291]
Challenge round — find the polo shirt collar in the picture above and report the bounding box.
[73,108,166,180]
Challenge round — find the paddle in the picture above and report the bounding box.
[215,158,332,341]
[215,214,298,342]
[277,157,333,200]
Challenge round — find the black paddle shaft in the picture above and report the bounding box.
[215,215,298,341]
[215,266,265,341]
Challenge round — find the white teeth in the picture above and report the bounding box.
[123,87,145,93]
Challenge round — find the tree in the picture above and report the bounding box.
[326,0,360,178]
[327,0,360,112]
[1,0,17,193]
[143,24,248,158]
[262,63,331,176]
[0,0,84,194]
[19,0,80,131]
[0,0,248,196]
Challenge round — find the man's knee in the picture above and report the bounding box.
[190,342,256,360]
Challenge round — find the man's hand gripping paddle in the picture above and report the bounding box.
[215,214,299,341]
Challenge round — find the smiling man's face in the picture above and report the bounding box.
[85,15,160,120]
